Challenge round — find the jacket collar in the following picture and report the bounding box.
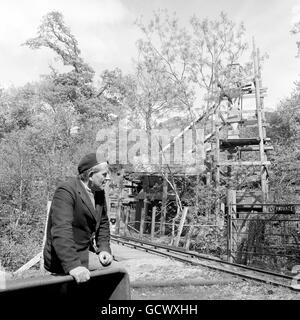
[76,177,97,221]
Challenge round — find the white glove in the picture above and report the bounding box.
[69,266,90,283]
[98,251,113,266]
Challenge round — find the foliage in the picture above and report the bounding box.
[0,12,124,271]
[136,10,250,115]
[268,85,300,202]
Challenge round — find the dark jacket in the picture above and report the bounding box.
[43,177,111,274]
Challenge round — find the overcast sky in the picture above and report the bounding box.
[1,0,300,110]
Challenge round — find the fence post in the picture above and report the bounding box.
[160,176,168,235]
[151,206,156,240]
[124,207,129,236]
[116,201,121,235]
[227,205,232,262]
[140,199,147,237]
[170,219,175,245]
[116,170,124,235]
[227,190,236,263]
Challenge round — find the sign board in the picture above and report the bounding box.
[267,205,296,214]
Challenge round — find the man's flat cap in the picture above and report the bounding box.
[78,153,98,174]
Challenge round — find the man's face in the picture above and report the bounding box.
[88,162,110,191]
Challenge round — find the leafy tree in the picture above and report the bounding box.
[24,11,91,73]
[134,11,252,220]
[136,10,250,115]
[136,10,195,121]
[268,86,300,201]
[24,11,123,123]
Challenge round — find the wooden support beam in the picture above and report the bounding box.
[218,111,227,125]
[215,112,221,215]
[139,207,145,237]
[124,207,129,236]
[160,176,168,235]
[240,93,267,99]
[170,220,176,245]
[151,206,156,241]
[239,146,273,152]
[218,161,271,166]
[116,202,121,235]
[227,190,237,263]
[174,207,189,247]
[40,201,51,271]
[253,40,269,203]
[115,172,124,235]
[15,252,42,274]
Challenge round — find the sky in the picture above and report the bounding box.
[1,0,300,110]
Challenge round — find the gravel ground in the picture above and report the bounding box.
[119,256,300,300]
[131,281,300,300]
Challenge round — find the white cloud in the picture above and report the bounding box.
[291,4,300,25]
[0,0,136,87]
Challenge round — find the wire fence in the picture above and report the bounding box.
[111,204,226,256]
[228,204,300,273]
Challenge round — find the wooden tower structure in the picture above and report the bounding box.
[203,40,273,216]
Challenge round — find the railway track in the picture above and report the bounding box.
[111,234,296,290]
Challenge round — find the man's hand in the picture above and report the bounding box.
[98,251,113,266]
[69,266,90,283]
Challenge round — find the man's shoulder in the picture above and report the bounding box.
[55,177,79,193]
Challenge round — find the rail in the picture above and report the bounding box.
[111,234,297,290]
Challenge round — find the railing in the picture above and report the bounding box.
[0,267,131,318]
[111,205,225,256]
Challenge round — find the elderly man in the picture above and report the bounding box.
[43,153,114,283]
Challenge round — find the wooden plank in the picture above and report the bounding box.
[218,161,271,166]
[14,252,42,274]
[220,138,261,147]
[140,199,147,237]
[151,206,156,240]
[116,173,124,235]
[174,207,189,247]
[215,113,221,215]
[124,207,129,236]
[170,220,176,245]
[160,176,168,235]
[241,93,267,99]
[40,201,52,270]
[116,202,121,235]
[240,146,273,151]
[227,190,237,263]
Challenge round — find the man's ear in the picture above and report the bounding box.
[88,171,94,179]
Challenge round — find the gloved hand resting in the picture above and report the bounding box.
[69,266,90,283]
